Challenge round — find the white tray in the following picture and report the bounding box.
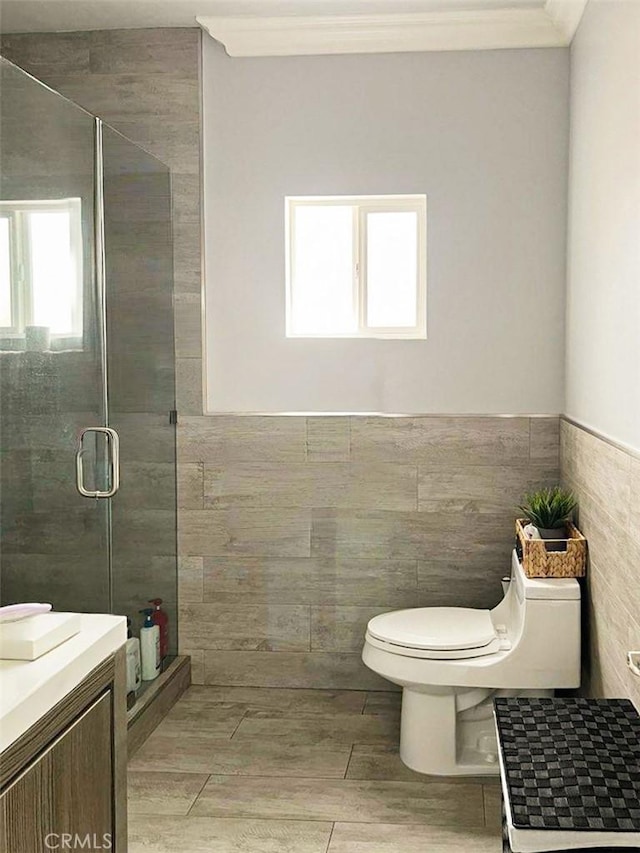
[0,612,82,660]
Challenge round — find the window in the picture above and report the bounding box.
[0,198,83,343]
[285,194,426,339]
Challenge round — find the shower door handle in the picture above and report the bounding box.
[76,427,120,498]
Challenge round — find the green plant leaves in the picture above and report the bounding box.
[518,485,577,529]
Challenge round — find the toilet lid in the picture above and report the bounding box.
[367,607,497,651]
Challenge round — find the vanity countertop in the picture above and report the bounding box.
[0,613,127,753]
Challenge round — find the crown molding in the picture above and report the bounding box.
[197,7,576,58]
[544,0,588,42]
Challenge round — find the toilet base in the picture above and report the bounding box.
[399,686,552,777]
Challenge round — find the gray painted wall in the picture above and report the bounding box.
[561,0,640,711]
[203,39,570,414]
[566,0,640,453]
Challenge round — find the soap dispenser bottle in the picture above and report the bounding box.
[148,598,169,660]
[139,608,161,681]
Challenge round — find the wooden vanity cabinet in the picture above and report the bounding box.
[0,649,127,853]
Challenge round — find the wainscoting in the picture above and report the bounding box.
[561,419,640,709]
[178,415,560,687]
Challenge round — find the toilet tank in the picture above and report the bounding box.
[491,551,581,688]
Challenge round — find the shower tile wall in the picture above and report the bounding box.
[0,31,561,688]
[560,420,640,709]
[0,28,202,414]
[0,29,200,637]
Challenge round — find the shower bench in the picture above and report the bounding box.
[494,697,640,853]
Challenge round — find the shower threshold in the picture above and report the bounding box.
[126,655,190,756]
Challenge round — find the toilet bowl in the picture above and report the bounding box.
[362,551,581,776]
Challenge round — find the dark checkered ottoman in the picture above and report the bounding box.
[494,698,640,853]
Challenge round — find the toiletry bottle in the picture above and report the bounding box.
[148,598,169,660]
[125,617,142,695]
[139,608,161,681]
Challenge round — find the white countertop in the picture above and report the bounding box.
[0,613,127,754]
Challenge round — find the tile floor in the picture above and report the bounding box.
[128,686,502,852]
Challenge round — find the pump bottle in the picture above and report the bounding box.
[139,608,161,681]
[148,598,169,660]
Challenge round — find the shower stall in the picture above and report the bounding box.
[0,58,178,699]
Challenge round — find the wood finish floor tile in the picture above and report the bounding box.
[233,712,400,748]
[155,701,245,734]
[128,771,208,816]
[346,744,433,783]
[362,692,401,715]
[483,783,503,829]
[128,685,501,852]
[129,814,332,853]
[345,744,500,786]
[181,685,367,713]
[192,775,486,826]
[327,821,501,852]
[129,729,351,778]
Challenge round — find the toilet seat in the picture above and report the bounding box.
[366,607,501,660]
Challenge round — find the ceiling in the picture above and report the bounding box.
[0,0,586,54]
[0,1,542,33]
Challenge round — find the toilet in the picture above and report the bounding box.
[362,551,581,776]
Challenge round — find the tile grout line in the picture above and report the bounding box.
[343,744,355,780]
[185,773,211,817]
[482,783,492,828]
[304,416,310,462]
[130,764,497,784]
[228,710,249,740]
[131,770,366,782]
[324,821,336,853]
[135,812,492,828]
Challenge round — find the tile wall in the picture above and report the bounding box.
[178,415,560,687]
[0,28,203,411]
[560,420,640,709]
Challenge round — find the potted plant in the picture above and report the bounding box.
[518,486,577,547]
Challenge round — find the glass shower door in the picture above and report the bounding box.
[101,125,178,654]
[0,62,178,663]
[0,59,111,611]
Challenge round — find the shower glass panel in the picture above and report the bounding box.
[0,59,111,612]
[0,59,178,671]
[101,125,178,654]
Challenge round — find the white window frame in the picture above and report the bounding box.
[0,197,83,341]
[285,194,427,340]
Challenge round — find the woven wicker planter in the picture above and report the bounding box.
[516,518,587,578]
